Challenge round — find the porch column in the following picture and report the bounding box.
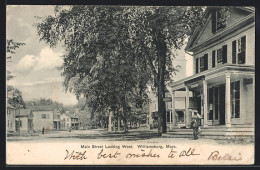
[225,73,231,127]
[171,91,176,128]
[203,79,208,127]
[185,86,190,128]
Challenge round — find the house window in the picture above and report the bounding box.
[217,48,223,63]
[216,45,227,65]
[232,36,246,64]
[19,120,22,127]
[42,114,46,119]
[231,81,240,118]
[238,36,246,64]
[212,9,227,33]
[8,120,9,127]
[197,54,208,73]
[200,57,205,72]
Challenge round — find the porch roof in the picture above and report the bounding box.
[15,109,33,117]
[171,64,254,91]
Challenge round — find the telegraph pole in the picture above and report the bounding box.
[18,105,20,136]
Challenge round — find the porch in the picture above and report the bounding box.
[169,64,255,129]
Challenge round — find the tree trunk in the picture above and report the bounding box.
[122,100,128,133]
[157,34,167,136]
[117,109,120,131]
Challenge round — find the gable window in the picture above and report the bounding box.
[212,9,227,33]
[42,114,46,119]
[232,36,246,64]
[216,45,227,65]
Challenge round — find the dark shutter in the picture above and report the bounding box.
[204,54,208,70]
[232,40,236,64]
[212,10,216,33]
[222,45,227,63]
[212,50,215,67]
[238,36,246,64]
[196,58,199,73]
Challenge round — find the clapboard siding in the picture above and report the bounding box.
[193,26,255,75]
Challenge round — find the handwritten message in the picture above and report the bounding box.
[63,144,243,162]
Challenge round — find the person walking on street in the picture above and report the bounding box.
[191,112,201,140]
[42,127,45,135]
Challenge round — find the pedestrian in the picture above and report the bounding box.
[191,112,201,140]
[42,127,45,135]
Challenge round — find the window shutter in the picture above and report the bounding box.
[232,40,236,64]
[204,54,208,70]
[222,45,227,63]
[196,58,199,73]
[212,50,215,67]
[212,10,216,33]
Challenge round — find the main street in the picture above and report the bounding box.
[6,127,253,146]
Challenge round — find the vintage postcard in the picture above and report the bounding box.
[6,5,255,165]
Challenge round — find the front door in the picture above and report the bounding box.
[15,120,19,131]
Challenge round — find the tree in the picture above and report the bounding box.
[123,7,205,135]
[6,39,25,80]
[7,85,26,109]
[7,39,26,108]
[36,6,150,133]
[36,6,209,135]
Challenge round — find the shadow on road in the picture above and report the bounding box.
[47,129,174,141]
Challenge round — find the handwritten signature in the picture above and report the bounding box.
[208,151,242,161]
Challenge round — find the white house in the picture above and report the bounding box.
[170,7,254,128]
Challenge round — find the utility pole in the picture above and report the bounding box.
[18,105,20,136]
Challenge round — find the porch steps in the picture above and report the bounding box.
[167,126,254,139]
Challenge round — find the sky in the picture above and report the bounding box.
[6,5,78,106]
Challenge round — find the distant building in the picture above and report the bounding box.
[60,114,71,130]
[7,103,16,132]
[27,105,62,131]
[53,108,61,130]
[32,111,54,131]
[15,109,34,132]
[148,48,193,128]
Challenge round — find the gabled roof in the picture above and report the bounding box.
[185,7,254,52]
[7,103,16,109]
[27,105,61,112]
[15,109,33,116]
[62,113,79,119]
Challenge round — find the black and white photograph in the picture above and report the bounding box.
[6,5,255,165]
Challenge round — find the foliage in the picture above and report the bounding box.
[7,85,26,108]
[6,39,25,81]
[25,98,65,112]
[36,6,151,133]
[36,6,216,135]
